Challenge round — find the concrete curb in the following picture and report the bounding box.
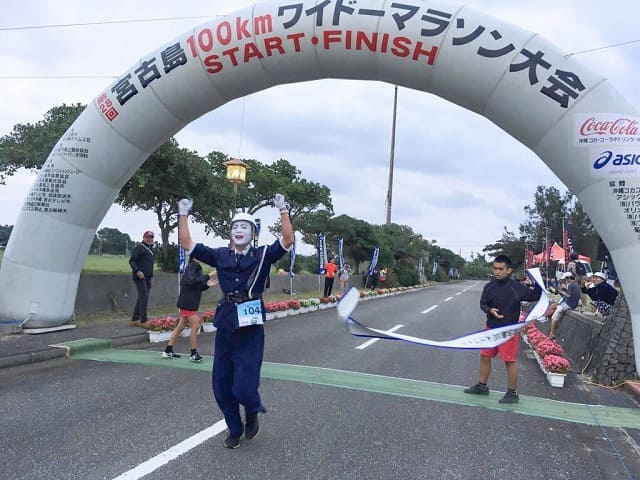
[0,332,149,370]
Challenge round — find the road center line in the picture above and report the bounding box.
[421,305,438,314]
[355,324,404,350]
[111,420,227,480]
[444,296,453,302]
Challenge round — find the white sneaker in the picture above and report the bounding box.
[190,353,203,363]
[162,351,181,358]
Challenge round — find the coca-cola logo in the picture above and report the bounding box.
[580,117,639,137]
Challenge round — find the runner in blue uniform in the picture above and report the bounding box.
[177,194,293,449]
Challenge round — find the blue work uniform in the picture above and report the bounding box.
[190,238,288,438]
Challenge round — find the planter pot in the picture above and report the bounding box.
[288,309,300,316]
[148,330,173,343]
[202,323,216,332]
[299,307,309,314]
[546,371,566,388]
[265,312,276,321]
[307,305,319,311]
[181,328,191,337]
[274,311,288,319]
[319,303,329,310]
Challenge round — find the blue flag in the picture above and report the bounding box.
[289,237,296,278]
[368,247,379,276]
[318,234,327,274]
[338,237,345,271]
[178,226,186,274]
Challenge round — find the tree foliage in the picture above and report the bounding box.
[89,227,133,255]
[0,104,85,183]
[198,153,334,239]
[0,225,13,247]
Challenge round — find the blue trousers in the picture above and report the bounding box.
[213,325,266,437]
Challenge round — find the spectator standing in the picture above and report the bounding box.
[129,231,155,327]
[323,257,338,297]
[162,257,217,362]
[581,272,618,317]
[464,255,541,404]
[178,195,293,449]
[549,272,581,339]
[379,267,388,286]
[338,264,351,293]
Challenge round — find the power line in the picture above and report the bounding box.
[0,15,220,31]
[566,38,640,56]
[0,75,116,79]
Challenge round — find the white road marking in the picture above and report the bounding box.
[456,292,462,295]
[111,419,227,480]
[444,297,453,302]
[421,305,438,314]
[355,324,404,350]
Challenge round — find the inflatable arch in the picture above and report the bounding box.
[1,0,638,369]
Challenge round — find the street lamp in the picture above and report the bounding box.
[223,157,248,212]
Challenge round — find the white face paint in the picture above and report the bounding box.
[230,221,254,247]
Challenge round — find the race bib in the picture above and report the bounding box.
[236,299,264,327]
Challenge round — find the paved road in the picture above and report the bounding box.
[2,281,639,479]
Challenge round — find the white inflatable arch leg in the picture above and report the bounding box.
[1,0,638,370]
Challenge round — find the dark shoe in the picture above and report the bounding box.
[464,383,490,395]
[244,413,260,440]
[223,434,241,449]
[499,390,519,404]
[190,353,203,363]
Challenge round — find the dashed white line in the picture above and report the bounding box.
[444,296,453,302]
[111,420,227,480]
[355,324,404,350]
[421,305,438,314]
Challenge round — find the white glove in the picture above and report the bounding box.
[178,198,193,216]
[274,193,286,210]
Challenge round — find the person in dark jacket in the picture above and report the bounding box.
[129,231,155,327]
[464,254,542,404]
[162,257,217,362]
[581,272,618,317]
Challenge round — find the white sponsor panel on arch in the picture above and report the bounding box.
[0,0,638,370]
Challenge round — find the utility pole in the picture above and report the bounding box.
[385,85,398,225]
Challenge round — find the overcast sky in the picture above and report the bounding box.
[1,0,638,258]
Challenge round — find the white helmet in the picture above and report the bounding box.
[230,212,257,230]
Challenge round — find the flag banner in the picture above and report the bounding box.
[178,226,186,274]
[525,244,534,269]
[318,234,326,274]
[338,237,345,271]
[367,247,379,276]
[545,229,552,264]
[432,261,438,277]
[563,217,574,264]
[341,268,550,350]
[289,237,296,278]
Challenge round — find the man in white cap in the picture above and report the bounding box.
[177,194,293,449]
[549,271,581,339]
[581,272,618,317]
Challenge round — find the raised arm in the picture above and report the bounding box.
[177,198,194,252]
[274,193,294,249]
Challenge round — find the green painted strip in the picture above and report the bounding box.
[57,339,640,430]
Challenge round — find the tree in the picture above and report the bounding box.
[118,139,217,270]
[199,153,334,239]
[90,227,133,255]
[0,225,13,247]
[482,227,527,269]
[0,104,85,183]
